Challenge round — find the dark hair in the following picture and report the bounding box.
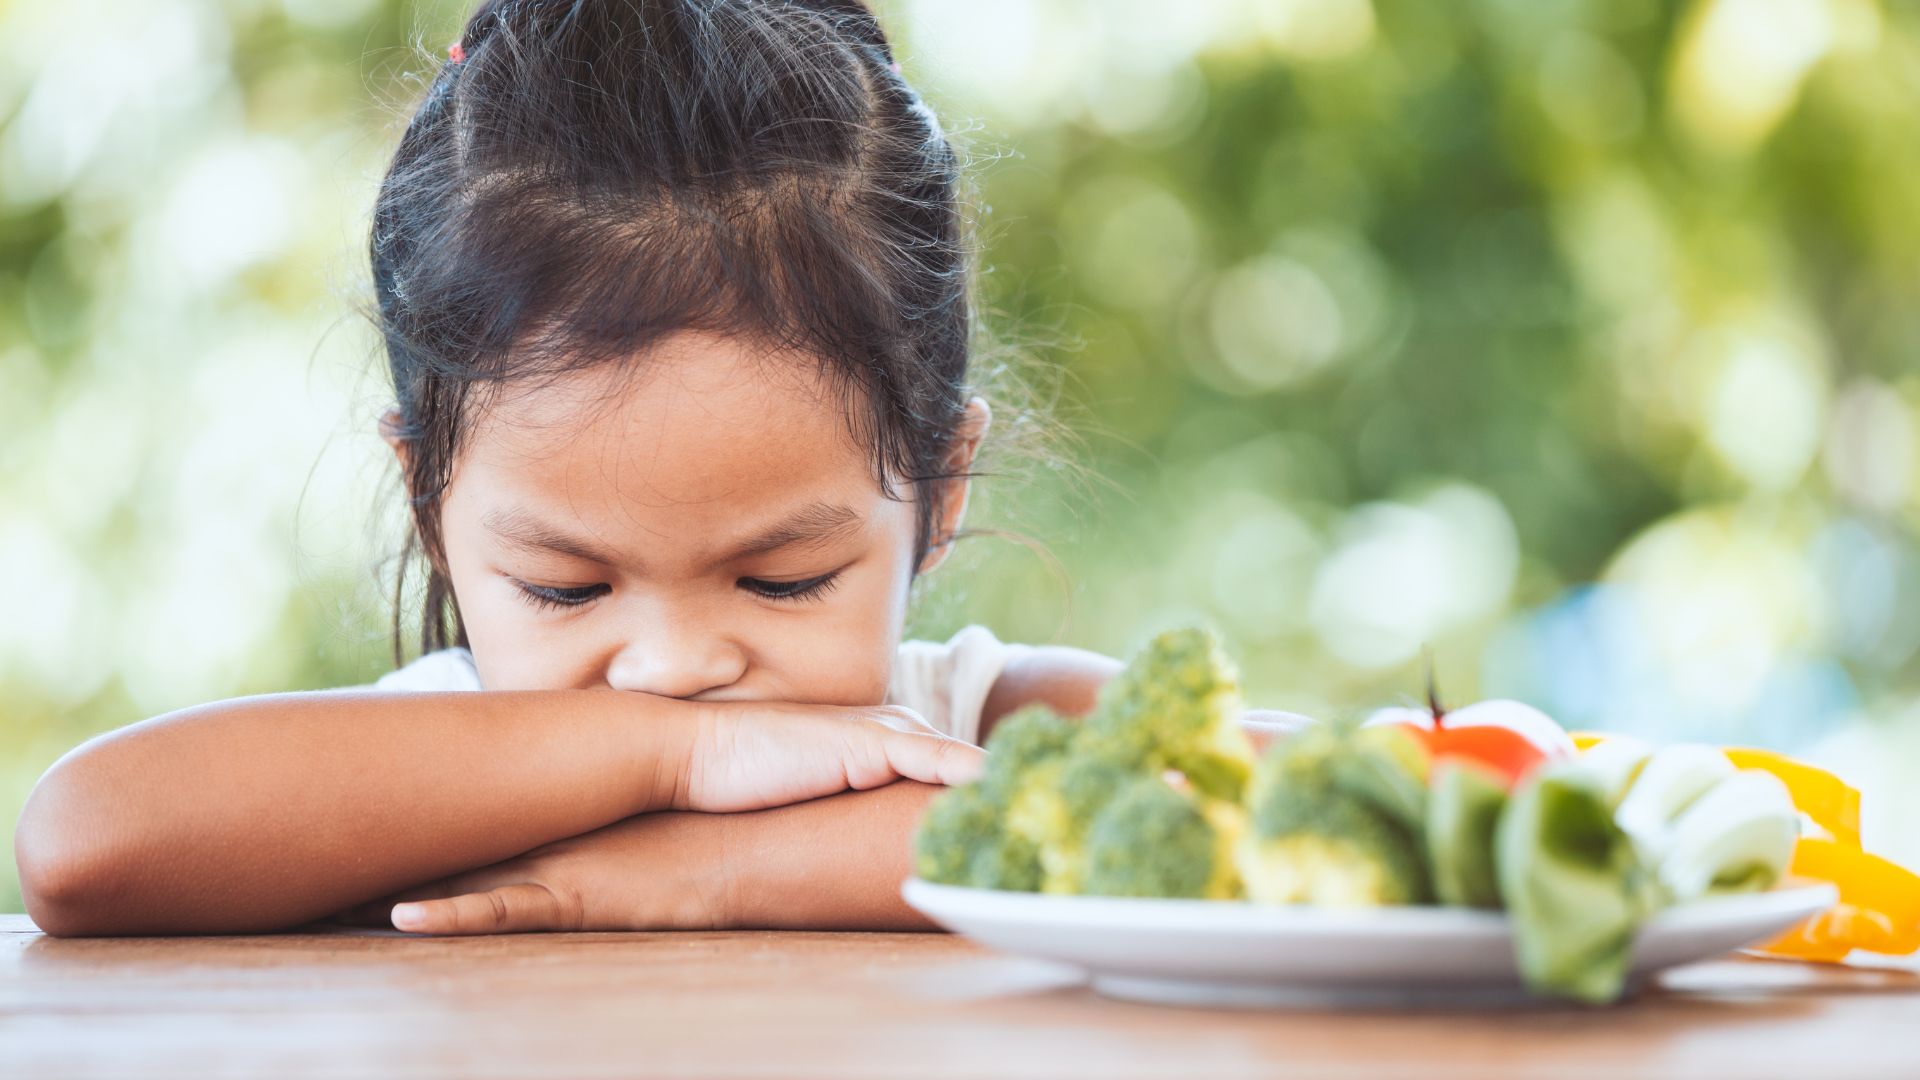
[371,0,1003,663]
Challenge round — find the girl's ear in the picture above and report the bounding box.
[917,396,991,576]
[379,408,413,478]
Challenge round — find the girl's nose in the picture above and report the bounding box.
[604,615,749,700]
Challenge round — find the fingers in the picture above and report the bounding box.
[875,729,987,789]
[326,898,401,927]
[854,706,984,787]
[390,881,576,935]
[868,705,942,736]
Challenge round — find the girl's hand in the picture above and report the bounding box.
[327,810,733,935]
[668,702,983,812]
[327,781,948,936]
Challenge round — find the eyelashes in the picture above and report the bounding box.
[512,572,842,612]
[741,572,842,603]
[513,582,610,611]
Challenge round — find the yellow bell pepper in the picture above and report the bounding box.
[1720,747,1862,848]
[1754,839,1920,960]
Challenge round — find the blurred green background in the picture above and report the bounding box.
[4,0,1919,913]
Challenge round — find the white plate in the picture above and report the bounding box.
[901,878,1838,1008]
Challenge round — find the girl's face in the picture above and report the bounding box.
[398,332,986,703]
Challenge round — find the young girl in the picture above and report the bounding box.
[12,0,1128,938]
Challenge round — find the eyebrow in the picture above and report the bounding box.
[722,500,864,561]
[481,500,864,569]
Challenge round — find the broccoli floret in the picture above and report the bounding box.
[1080,627,1256,801]
[913,782,1042,891]
[1237,724,1432,906]
[1239,790,1429,905]
[1335,725,1431,834]
[980,705,1076,795]
[964,704,1089,892]
[1082,777,1246,899]
[1246,722,1429,832]
[967,827,1044,892]
[1007,754,1137,893]
[913,782,1000,886]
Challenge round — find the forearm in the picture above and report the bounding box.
[14,688,689,936]
[720,781,942,931]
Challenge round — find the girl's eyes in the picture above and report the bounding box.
[513,582,611,611]
[511,572,842,611]
[740,572,842,602]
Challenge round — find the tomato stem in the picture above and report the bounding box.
[1423,645,1447,728]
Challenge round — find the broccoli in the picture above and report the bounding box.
[1008,754,1138,893]
[1082,776,1246,899]
[913,781,1001,886]
[913,780,1043,891]
[965,825,1045,892]
[1236,723,1432,906]
[1080,627,1256,802]
[979,705,1076,796]
[1240,789,1429,906]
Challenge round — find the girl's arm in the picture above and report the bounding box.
[978,645,1125,741]
[12,690,978,937]
[361,650,1129,935]
[307,649,1311,937]
[333,781,949,934]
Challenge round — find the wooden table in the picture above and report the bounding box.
[4,914,1917,1079]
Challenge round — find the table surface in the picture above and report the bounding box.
[5,913,1919,1079]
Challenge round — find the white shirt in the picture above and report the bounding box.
[362,623,1032,747]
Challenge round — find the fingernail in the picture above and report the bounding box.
[391,903,425,930]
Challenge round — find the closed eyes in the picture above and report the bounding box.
[511,572,842,612]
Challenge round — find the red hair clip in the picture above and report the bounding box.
[448,41,467,63]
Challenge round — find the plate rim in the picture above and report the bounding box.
[901,876,1839,941]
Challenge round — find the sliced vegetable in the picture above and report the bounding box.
[1613,743,1736,865]
[1497,761,1655,1004]
[1754,839,1920,960]
[1657,770,1797,901]
[1721,747,1862,848]
[1579,734,1653,809]
[1426,759,1508,909]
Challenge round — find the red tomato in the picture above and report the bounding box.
[1367,699,1572,788]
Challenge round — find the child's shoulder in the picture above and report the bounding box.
[365,647,484,693]
[887,624,1033,747]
